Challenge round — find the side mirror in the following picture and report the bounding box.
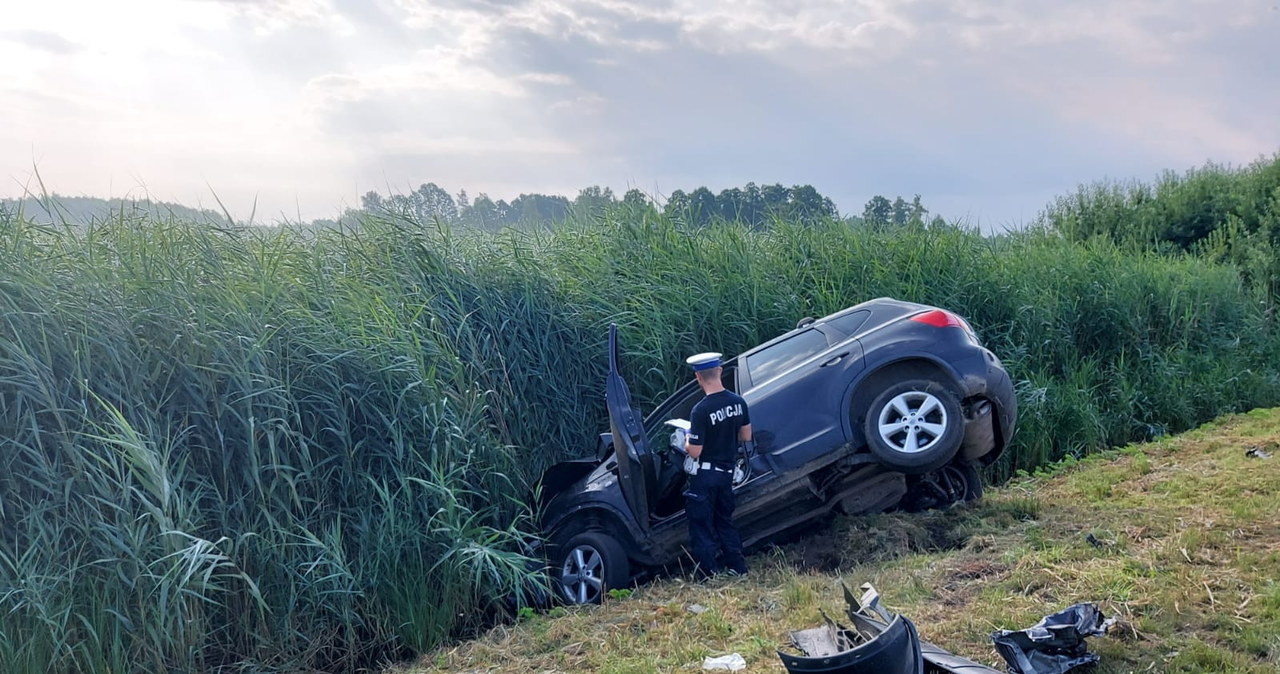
[596,432,614,462]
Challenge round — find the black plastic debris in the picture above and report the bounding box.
[990,603,1116,674]
[778,582,1003,674]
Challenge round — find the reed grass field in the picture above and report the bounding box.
[3,191,1280,671]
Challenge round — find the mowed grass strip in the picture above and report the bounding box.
[406,408,1280,674]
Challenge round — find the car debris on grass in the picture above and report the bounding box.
[990,602,1116,674]
[779,581,1005,674]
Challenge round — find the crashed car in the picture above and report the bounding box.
[538,298,1017,604]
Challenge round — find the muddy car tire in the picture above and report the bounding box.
[554,531,630,605]
[863,379,963,474]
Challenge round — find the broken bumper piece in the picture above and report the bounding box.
[778,582,1003,674]
[990,603,1116,674]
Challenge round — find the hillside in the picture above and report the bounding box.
[0,194,226,224]
[406,409,1280,673]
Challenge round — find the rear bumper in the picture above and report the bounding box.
[956,350,1017,465]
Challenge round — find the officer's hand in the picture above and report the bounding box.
[670,428,689,453]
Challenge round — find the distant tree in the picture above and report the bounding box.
[360,191,385,212]
[657,182,839,228]
[510,193,570,224]
[863,196,893,225]
[787,185,837,223]
[891,197,909,225]
[761,184,789,214]
[411,182,459,222]
[664,189,692,222]
[742,183,767,227]
[862,194,934,228]
[688,187,718,227]
[908,195,928,223]
[465,193,502,230]
[363,182,459,225]
[716,187,745,221]
[573,186,616,219]
[622,188,650,209]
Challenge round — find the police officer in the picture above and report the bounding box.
[683,352,751,577]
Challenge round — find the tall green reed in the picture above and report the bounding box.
[0,212,539,672]
[2,203,1279,673]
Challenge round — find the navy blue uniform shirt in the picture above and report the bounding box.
[688,390,750,467]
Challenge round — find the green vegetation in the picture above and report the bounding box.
[4,155,1280,672]
[412,409,1280,673]
[1038,153,1280,298]
[356,181,843,231]
[0,216,543,673]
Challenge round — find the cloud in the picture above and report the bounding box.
[519,72,576,86]
[0,29,82,55]
[201,0,356,35]
[368,133,578,156]
[548,93,607,115]
[303,47,529,103]
[2,0,1277,227]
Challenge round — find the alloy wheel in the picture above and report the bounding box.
[876,390,949,454]
[560,544,605,604]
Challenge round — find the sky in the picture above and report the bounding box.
[3,0,1278,230]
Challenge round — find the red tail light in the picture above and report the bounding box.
[911,310,964,328]
[912,310,979,343]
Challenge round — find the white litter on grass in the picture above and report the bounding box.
[687,603,708,614]
[702,653,746,671]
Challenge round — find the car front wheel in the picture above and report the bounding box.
[554,531,630,605]
[863,379,963,474]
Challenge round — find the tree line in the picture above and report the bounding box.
[354,182,942,231]
[0,195,225,226]
[1,185,944,232]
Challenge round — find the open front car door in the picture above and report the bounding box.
[606,323,655,534]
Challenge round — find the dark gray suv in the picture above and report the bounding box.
[537,298,1017,604]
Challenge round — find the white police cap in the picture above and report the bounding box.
[686,352,722,371]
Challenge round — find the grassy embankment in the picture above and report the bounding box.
[2,199,1280,672]
[411,408,1280,674]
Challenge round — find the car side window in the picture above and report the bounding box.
[824,309,870,337]
[745,329,828,384]
[647,365,737,446]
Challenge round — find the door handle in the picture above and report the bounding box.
[821,352,849,367]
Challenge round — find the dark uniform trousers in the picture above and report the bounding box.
[684,467,747,576]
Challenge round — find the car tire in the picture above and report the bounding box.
[950,461,983,503]
[863,379,963,474]
[900,461,983,512]
[554,531,630,605]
